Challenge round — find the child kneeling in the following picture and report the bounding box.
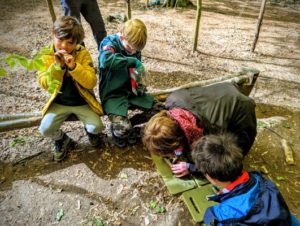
[192,133,300,226]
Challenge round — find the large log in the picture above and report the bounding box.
[0,68,259,132]
[150,67,259,101]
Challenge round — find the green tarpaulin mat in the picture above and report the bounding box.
[151,154,217,223]
[182,185,217,223]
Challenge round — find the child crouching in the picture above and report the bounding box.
[192,133,300,226]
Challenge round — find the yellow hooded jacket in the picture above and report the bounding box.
[38,44,103,117]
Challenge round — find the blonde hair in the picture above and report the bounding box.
[122,19,147,51]
[142,110,183,156]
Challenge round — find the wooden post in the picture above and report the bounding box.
[193,0,202,52]
[127,0,132,20]
[46,0,56,23]
[251,0,267,52]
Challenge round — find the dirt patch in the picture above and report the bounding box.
[0,0,300,225]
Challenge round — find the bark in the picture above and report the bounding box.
[251,0,267,52]
[0,112,41,121]
[46,0,56,23]
[193,0,202,52]
[0,117,42,133]
[127,0,131,20]
[148,67,259,98]
[164,0,190,7]
[0,68,259,132]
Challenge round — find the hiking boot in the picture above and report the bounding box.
[110,124,126,148]
[87,132,102,147]
[127,129,137,145]
[53,134,75,162]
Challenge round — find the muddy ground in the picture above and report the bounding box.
[0,0,300,225]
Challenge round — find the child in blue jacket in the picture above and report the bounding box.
[192,133,300,226]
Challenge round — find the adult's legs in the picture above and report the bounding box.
[81,0,107,47]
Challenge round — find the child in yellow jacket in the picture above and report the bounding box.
[38,16,104,162]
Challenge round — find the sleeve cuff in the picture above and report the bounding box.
[127,57,137,67]
[187,163,197,173]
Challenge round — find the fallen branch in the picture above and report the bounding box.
[0,112,41,121]
[148,67,259,99]
[13,150,45,166]
[281,139,295,165]
[0,117,41,133]
[0,68,259,132]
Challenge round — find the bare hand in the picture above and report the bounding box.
[62,52,75,70]
[54,50,66,67]
[171,162,189,177]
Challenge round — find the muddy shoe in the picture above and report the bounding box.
[53,134,75,162]
[127,129,137,145]
[87,132,102,147]
[110,124,126,148]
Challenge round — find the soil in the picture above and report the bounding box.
[0,0,300,225]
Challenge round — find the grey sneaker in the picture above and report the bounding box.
[53,134,75,162]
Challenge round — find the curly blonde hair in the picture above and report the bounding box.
[142,110,183,156]
[121,19,147,51]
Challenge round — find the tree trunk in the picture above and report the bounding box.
[251,0,267,52]
[46,0,56,23]
[193,0,202,52]
[127,0,132,20]
[164,0,190,7]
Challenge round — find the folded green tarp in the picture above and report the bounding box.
[151,154,217,223]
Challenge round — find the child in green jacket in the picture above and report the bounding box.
[98,19,154,148]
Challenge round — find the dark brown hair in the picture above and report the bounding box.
[53,16,84,44]
[191,133,243,182]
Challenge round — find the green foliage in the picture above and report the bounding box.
[55,208,64,221]
[0,67,7,77]
[10,137,26,147]
[149,200,166,214]
[257,120,270,128]
[282,122,291,129]
[5,46,52,72]
[149,200,157,209]
[276,176,285,181]
[94,218,104,226]
[2,46,62,94]
[155,206,166,214]
[120,172,128,179]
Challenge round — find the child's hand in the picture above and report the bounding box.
[135,60,145,74]
[54,51,66,68]
[171,161,189,177]
[63,53,76,70]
